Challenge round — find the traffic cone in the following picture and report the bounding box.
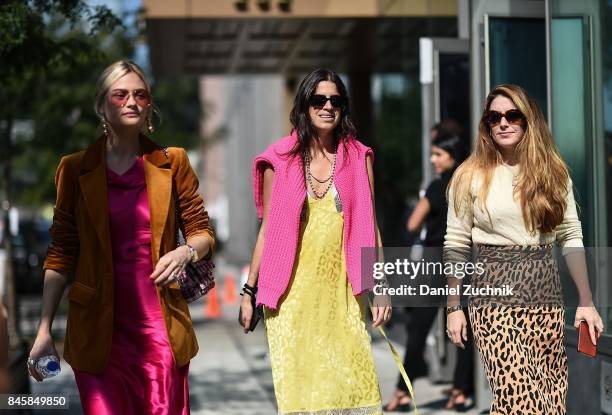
[223,272,238,305]
[205,285,222,319]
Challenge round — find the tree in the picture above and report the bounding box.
[6,7,208,207]
[0,2,212,363]
[0,0,122,351]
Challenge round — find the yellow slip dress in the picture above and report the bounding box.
[264,185,383,415]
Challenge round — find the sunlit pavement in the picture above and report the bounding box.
[27,259,484,414]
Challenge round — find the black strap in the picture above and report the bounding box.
[242,283,258,296]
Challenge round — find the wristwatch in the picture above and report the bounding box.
[446,305,463,315]
[186,244,199,263]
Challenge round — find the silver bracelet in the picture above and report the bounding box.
[446,305,463,315]
[186,244,198,263]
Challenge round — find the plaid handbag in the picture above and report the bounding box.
[165,148,216,302]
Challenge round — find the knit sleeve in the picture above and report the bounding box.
[364,146,373,164]
[443,180,473,278]
[556,179,584,254]
[252,151,275,220]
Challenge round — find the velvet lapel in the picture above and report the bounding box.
[78,135,113,264]
[141,136,172,263]
[78,135,172,266]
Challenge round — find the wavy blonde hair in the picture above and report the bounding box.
[448,84,570,234]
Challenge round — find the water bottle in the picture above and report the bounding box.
[35,355,61,379]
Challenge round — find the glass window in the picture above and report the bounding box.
[551,17,590,240]
[602,1,612,248]
[488,17,547,117]
[438,52,470,137]
[550,0,611,329]
[600,0,612,329]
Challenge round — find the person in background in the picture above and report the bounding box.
[383,133,471,412]
[431,119,464,143]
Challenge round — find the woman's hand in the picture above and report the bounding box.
[575,302,604,345]
[239,294,254,334]
[28,331,59,382]
[371,295,392,327]
[447,309,468,349]
[150,246,191,286]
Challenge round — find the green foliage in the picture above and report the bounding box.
[0,1,124,206]
[149,77,202,149]
[1,1,207,207]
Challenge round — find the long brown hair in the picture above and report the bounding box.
[448,84,571,234]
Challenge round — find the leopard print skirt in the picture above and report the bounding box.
[469,245,567,415]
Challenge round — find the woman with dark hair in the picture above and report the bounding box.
[446,84,604,414]
[384,132,472,412]
[239,68,390,414]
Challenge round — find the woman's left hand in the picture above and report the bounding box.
[371,295,392,327]
[150,246,191,286]
[574,302,605,345]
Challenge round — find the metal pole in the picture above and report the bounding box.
[1,118,20,350]
[420,38,434,190]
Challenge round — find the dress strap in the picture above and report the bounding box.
[306,183,343,213]
[331,184,343,213]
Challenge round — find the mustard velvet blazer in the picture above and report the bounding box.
[43,134,215,373]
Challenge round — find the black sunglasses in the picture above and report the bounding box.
[485,109,525,127]
[309,94,346,109]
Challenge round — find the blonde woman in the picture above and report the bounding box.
[445,84,604,414]
[28,60,214,414]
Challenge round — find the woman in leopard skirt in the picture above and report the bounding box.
[444,84,604,414]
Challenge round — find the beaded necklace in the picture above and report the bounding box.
[305,146,337,199]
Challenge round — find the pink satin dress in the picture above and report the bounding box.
[73,157,190,415]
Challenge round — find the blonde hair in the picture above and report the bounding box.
[94,60,159,130]
[448,84,570,234]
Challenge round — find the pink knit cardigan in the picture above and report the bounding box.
[252,132,376,309]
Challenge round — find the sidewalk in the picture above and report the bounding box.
[373,333,483,415]
[189,299,486,415]
[187,300,276,414]
[28,268,486,414]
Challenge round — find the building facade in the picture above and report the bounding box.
[143,0,612,411]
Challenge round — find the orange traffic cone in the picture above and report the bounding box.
[223,272,238,305]
[205,285,222,319]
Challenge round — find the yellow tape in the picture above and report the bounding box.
[370,301,419,415]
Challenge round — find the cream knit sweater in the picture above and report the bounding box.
[444,164,584,257]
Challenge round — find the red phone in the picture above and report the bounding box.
[577,320,597,358]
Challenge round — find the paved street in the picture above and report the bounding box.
[27,266,486,415]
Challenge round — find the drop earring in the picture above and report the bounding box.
[147,117,154,133]
[102,119,110,136]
